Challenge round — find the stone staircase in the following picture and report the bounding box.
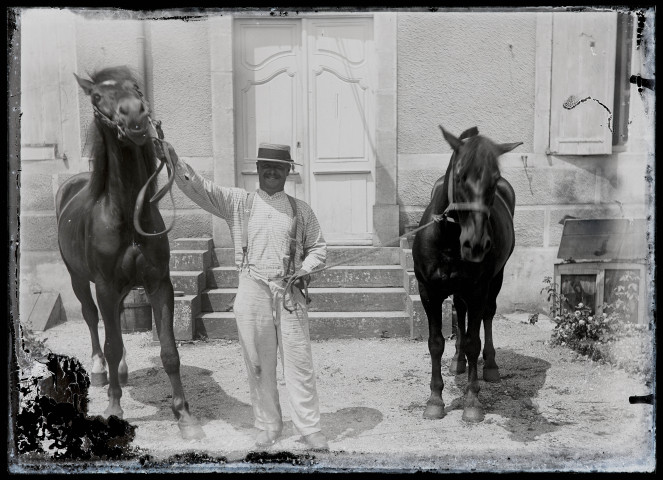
[165,238,422,340]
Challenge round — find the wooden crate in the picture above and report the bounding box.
[554,218,648,325]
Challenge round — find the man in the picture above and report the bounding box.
[163,141,329,451]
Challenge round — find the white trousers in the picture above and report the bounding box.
[233,270,322,436]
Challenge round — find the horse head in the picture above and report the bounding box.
[440,125,522,263]
[75,66,151,146]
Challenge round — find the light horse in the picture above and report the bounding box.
[55,66,204,439]
[412,125,522,423]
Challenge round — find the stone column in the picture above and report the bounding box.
[373,12,400,246]
[210,15,236,247]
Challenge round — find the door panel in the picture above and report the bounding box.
[307,18,375,245]
[233,17,375,244]
[234,20,305,198]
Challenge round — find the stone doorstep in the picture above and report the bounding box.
[170,271,206,295]
[195,311,411,340]
[200,287,408,313]
[169,249,212,272]
[206,265,404,289]
[212,246,402,267]
[171,237,213,252]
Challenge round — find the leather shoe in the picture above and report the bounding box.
[255,429,281,448]
[302,432,329,451]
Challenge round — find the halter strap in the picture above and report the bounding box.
[443,157,490,216]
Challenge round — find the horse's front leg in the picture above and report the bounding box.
[94,282,127,419]
[462,300,485,423]
[70,275,108,386]
[450,297,467,375]
[147,277,205,440]
[482,270,504,383]
[419,282,447,419]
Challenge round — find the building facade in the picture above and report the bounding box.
[15,8,655,319]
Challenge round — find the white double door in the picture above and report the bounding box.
[234,17,376,245]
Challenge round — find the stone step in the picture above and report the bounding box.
[206,265,404,289]
[407,295,454,340]
[200,287,407,313]
[213,246,402,267]
[171,271,206,295]
[309,265,403,288]
[326,246,401,266]
[196,311,410,340]
[170,249,212,272]
[207,266,239,289]
[171,237,213,252]
[213,248,235,267]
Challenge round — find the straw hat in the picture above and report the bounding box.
[254,143,302,166]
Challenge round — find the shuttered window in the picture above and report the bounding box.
[20,9,79,162]
[549,12,618,155]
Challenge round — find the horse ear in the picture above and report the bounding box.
[498,142,523,154]
[439,125,463,151]
[74,73,94,95]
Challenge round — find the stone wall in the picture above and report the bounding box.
[396,12,651,312]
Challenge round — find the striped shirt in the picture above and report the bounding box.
[173,159,326,280]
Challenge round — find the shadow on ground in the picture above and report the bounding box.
[124,357,383,442]
[445,348,572,442]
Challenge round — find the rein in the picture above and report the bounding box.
[90,86,176,237]
[133,119,177,237]
[280,214,445,312]
[442,152,490,217]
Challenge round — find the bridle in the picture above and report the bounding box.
[91,85,176,237]
[438,145,491,223]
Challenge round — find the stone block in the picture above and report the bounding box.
[21,174,55,211]
[20,214,58,251]
[20,292,67,331]
[372,204,400,246]
[171,271,206,295]
[166,211,213,240]
[169,249,212,272]
[207,266,239,289]
[152,294,199,342]
[171,237,213,251]
[513,208,545,247]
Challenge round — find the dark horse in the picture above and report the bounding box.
[412,125,522,423]
[55,66,203,439]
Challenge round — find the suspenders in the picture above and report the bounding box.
[240,191,299,277]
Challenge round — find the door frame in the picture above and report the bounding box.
[210,12,398,247]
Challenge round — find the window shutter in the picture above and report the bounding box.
[549,12,617,155]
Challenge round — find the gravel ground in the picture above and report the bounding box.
[12,313,656,473]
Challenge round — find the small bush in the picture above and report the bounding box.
[541,274,652,376]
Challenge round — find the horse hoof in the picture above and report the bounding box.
[462,407,484,423]
[90,372,109,387]
[179,422,205,440]
[449,360,466,375]
[423,403,446,419]
[483,367,500,383]
[103,407,124,419]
